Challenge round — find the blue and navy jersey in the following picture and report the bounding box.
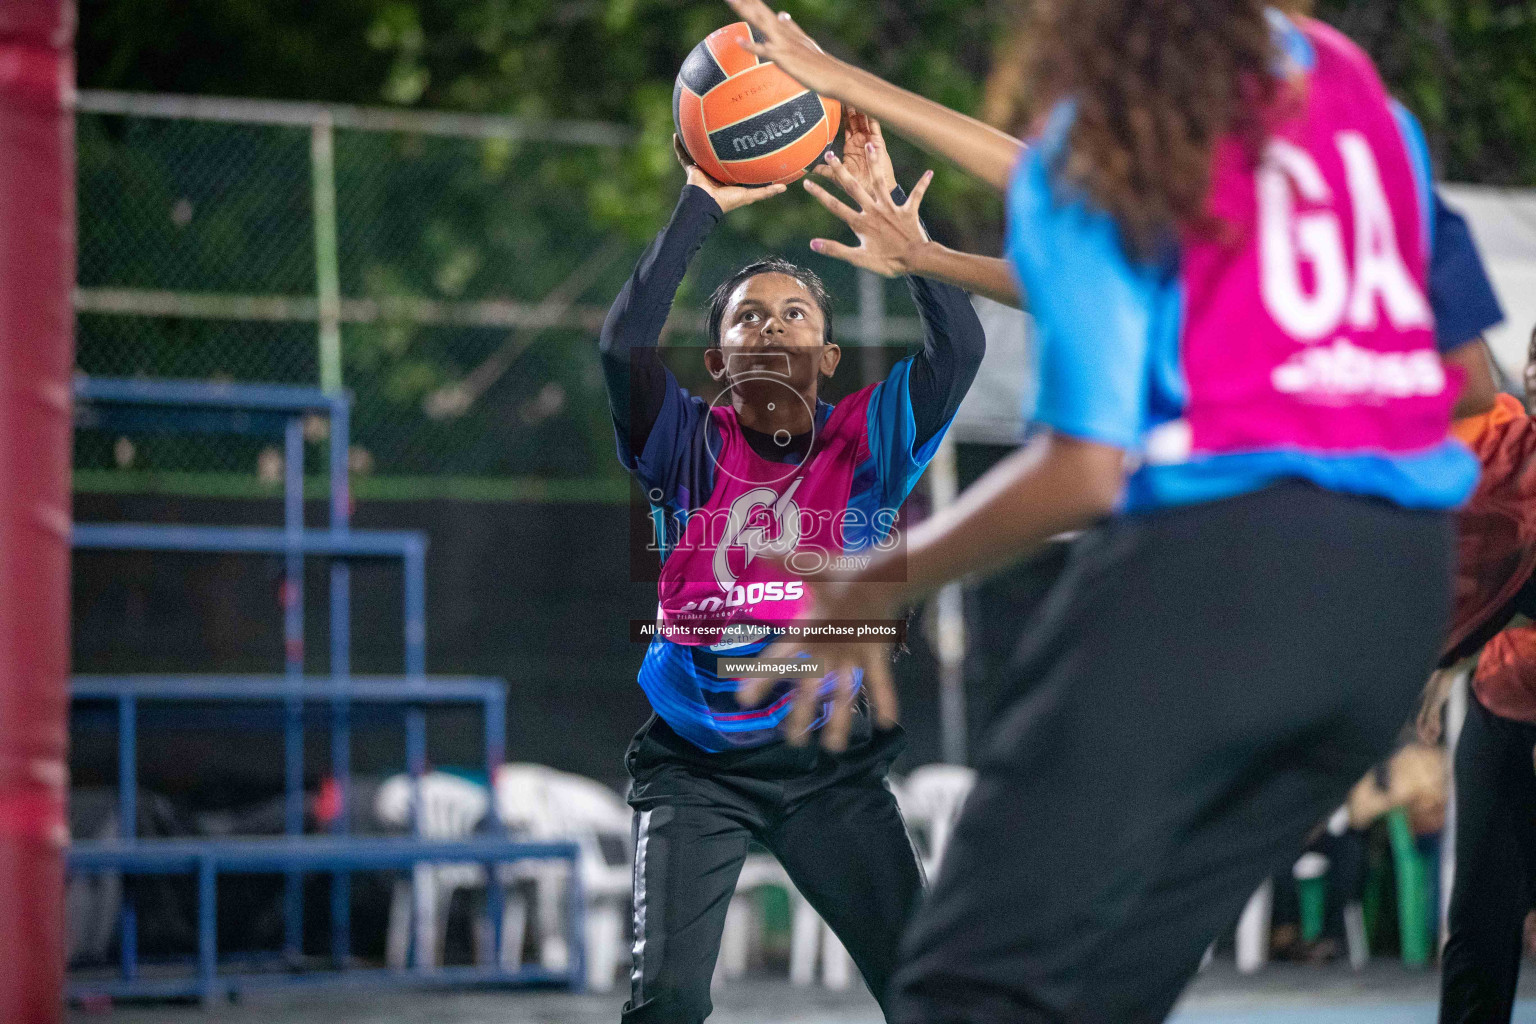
[1428,192,1504,356]
[632,366,948,751]
[624,357,946,559]
[600,185,986,751]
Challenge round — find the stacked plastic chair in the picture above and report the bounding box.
[493,763,634,992]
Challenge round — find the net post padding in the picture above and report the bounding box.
[0,2,75,1021]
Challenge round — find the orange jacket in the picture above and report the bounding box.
[1447,394,1536,722]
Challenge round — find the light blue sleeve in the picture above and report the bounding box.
[1389,100,1434,253]
[1006,125,1158,451]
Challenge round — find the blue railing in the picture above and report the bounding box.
[68,378,580,1000]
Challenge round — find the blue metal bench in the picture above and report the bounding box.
[69,378,577,999]
[66,836,584,1003]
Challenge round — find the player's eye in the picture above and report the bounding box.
[786,308,804,320]
[739,311,759,323]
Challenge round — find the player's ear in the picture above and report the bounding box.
[704,345,728,381]
[819,343,841,378]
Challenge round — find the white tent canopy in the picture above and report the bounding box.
[1441,184,1536,379]
[950,296,1035,445]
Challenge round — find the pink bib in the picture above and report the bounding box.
[658,387,876,647]
[1171,20,1453,463]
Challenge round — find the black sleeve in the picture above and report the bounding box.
[893,187,988,449]
[599,185,722,460]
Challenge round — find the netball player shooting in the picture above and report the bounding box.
[600,110,985,1023]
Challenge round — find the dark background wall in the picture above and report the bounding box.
[71,444,1067,808]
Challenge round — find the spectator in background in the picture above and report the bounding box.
[1349,741,1448,839]
[1434,324,1536,1024]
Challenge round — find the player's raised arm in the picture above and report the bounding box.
[598,138,785,461]
[802,119,1021,308]
[724,0,1024,192]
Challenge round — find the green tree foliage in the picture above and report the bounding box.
[74,0,1536,483]
[79,0,1536,246]
[80,0,1012,249]
[1315,0,1536,186]
[79,0,1536,223]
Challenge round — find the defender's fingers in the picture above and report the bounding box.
[803,178,860,223]
[737,639,806,707]
[821,667,856,752]
[811,237,872,271]
[866,142,897,195]
[862,646,900,729]
[846,108,870,143]
[812,163,854,190]
[809,238,867,268]
[759,636,800,661]
[904,169,935,210]
[824,152,879,210]
[784,672,824,747]
[736,674,777,707]
[774,8,817,46]
[724,0,783,39]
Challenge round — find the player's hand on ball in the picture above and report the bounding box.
[724,0,843,98]
[738,575,903,752]
[674,134,789,214]
[803,148,934,279]
[838,110,896,198]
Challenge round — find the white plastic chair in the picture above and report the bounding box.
[789,895,855,990]
[1235,877,1273,974]
[897,764,976,877]
[493,763,634,992]
[715,853,794,985]
[782,771,967,993]
[373,771,490,970]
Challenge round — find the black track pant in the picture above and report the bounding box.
[887,482,1453,1024]
[621,714,923,1023]
[1440,690,1536,1024]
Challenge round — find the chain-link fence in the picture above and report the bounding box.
[74,91,926,500]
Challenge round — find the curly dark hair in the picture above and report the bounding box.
[705,257,834,349]
[1017,0,1287,260]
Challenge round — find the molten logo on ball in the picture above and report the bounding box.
[731,110,808,155]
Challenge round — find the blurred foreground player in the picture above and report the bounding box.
[599,112,984,1022]
[733,1,1480,1019]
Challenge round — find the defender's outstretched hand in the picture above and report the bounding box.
[837,109,896,199]
[803,130,934,278]
[724,0,844,99]
[724,0,1023,193]
[737,572,904,752]
[674,134,789,214]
